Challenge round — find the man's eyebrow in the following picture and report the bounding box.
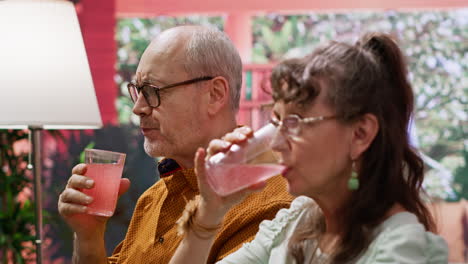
[135,79,167,87]
[136,73,168,86]
[140,80,156,85]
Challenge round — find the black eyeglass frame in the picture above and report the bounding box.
[127,76,214,108]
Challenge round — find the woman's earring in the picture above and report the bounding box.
[348,161,359,191]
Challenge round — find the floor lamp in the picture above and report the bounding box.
[0,1,102,263]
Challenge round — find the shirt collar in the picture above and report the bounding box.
[157,158,198,191]
[158,158,182,177]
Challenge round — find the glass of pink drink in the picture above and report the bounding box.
[82,149,126,217]
[205,123,286,196]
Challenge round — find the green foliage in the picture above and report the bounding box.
[0,130,36,263]
[452,147,468,201]
[79,142,95,164]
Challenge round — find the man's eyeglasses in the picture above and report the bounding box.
[127,76,214,108]
[270,114,336,138]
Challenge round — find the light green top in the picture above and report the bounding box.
[217,196,448,264]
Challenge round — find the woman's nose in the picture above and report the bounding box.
[271,129,288,153]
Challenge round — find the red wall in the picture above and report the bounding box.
[78,0,118,125]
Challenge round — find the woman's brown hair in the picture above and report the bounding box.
[270,33,435,263]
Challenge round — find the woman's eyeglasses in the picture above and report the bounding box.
[270,114,336,137]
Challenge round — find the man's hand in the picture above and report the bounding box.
[58,163,131,238]
[59,164,131,264]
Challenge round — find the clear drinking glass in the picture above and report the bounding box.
[205,123,286,196]
[82,149,126,217]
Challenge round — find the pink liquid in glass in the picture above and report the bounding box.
[206,164,286,196]
[83,163,123,217]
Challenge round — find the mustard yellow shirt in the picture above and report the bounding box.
[108,158,293,264]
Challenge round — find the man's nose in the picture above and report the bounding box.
[132,94,151,117]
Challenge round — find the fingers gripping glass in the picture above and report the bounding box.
[127,76,214,108]
[270,114,336,137]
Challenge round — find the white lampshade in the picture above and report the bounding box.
[0,0,102,129]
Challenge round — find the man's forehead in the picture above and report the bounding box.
[144,40,185,63]
[149,28,189,54]
[135,29,191,83]
[136,54,187,84]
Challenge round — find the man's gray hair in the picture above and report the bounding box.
[184,27,243,111]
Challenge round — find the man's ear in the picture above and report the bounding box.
[207,76,229,115]
[350,113,379,160]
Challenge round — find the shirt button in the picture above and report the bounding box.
[158,236,164,244]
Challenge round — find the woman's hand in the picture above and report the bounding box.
[194,126,267,225]
[169,127,268,264]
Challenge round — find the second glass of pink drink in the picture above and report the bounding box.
[82,149,126,217]
[205,123,285,196]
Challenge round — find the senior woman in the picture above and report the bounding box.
[169,33,448,263]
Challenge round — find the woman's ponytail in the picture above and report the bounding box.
[357,33,414,124]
